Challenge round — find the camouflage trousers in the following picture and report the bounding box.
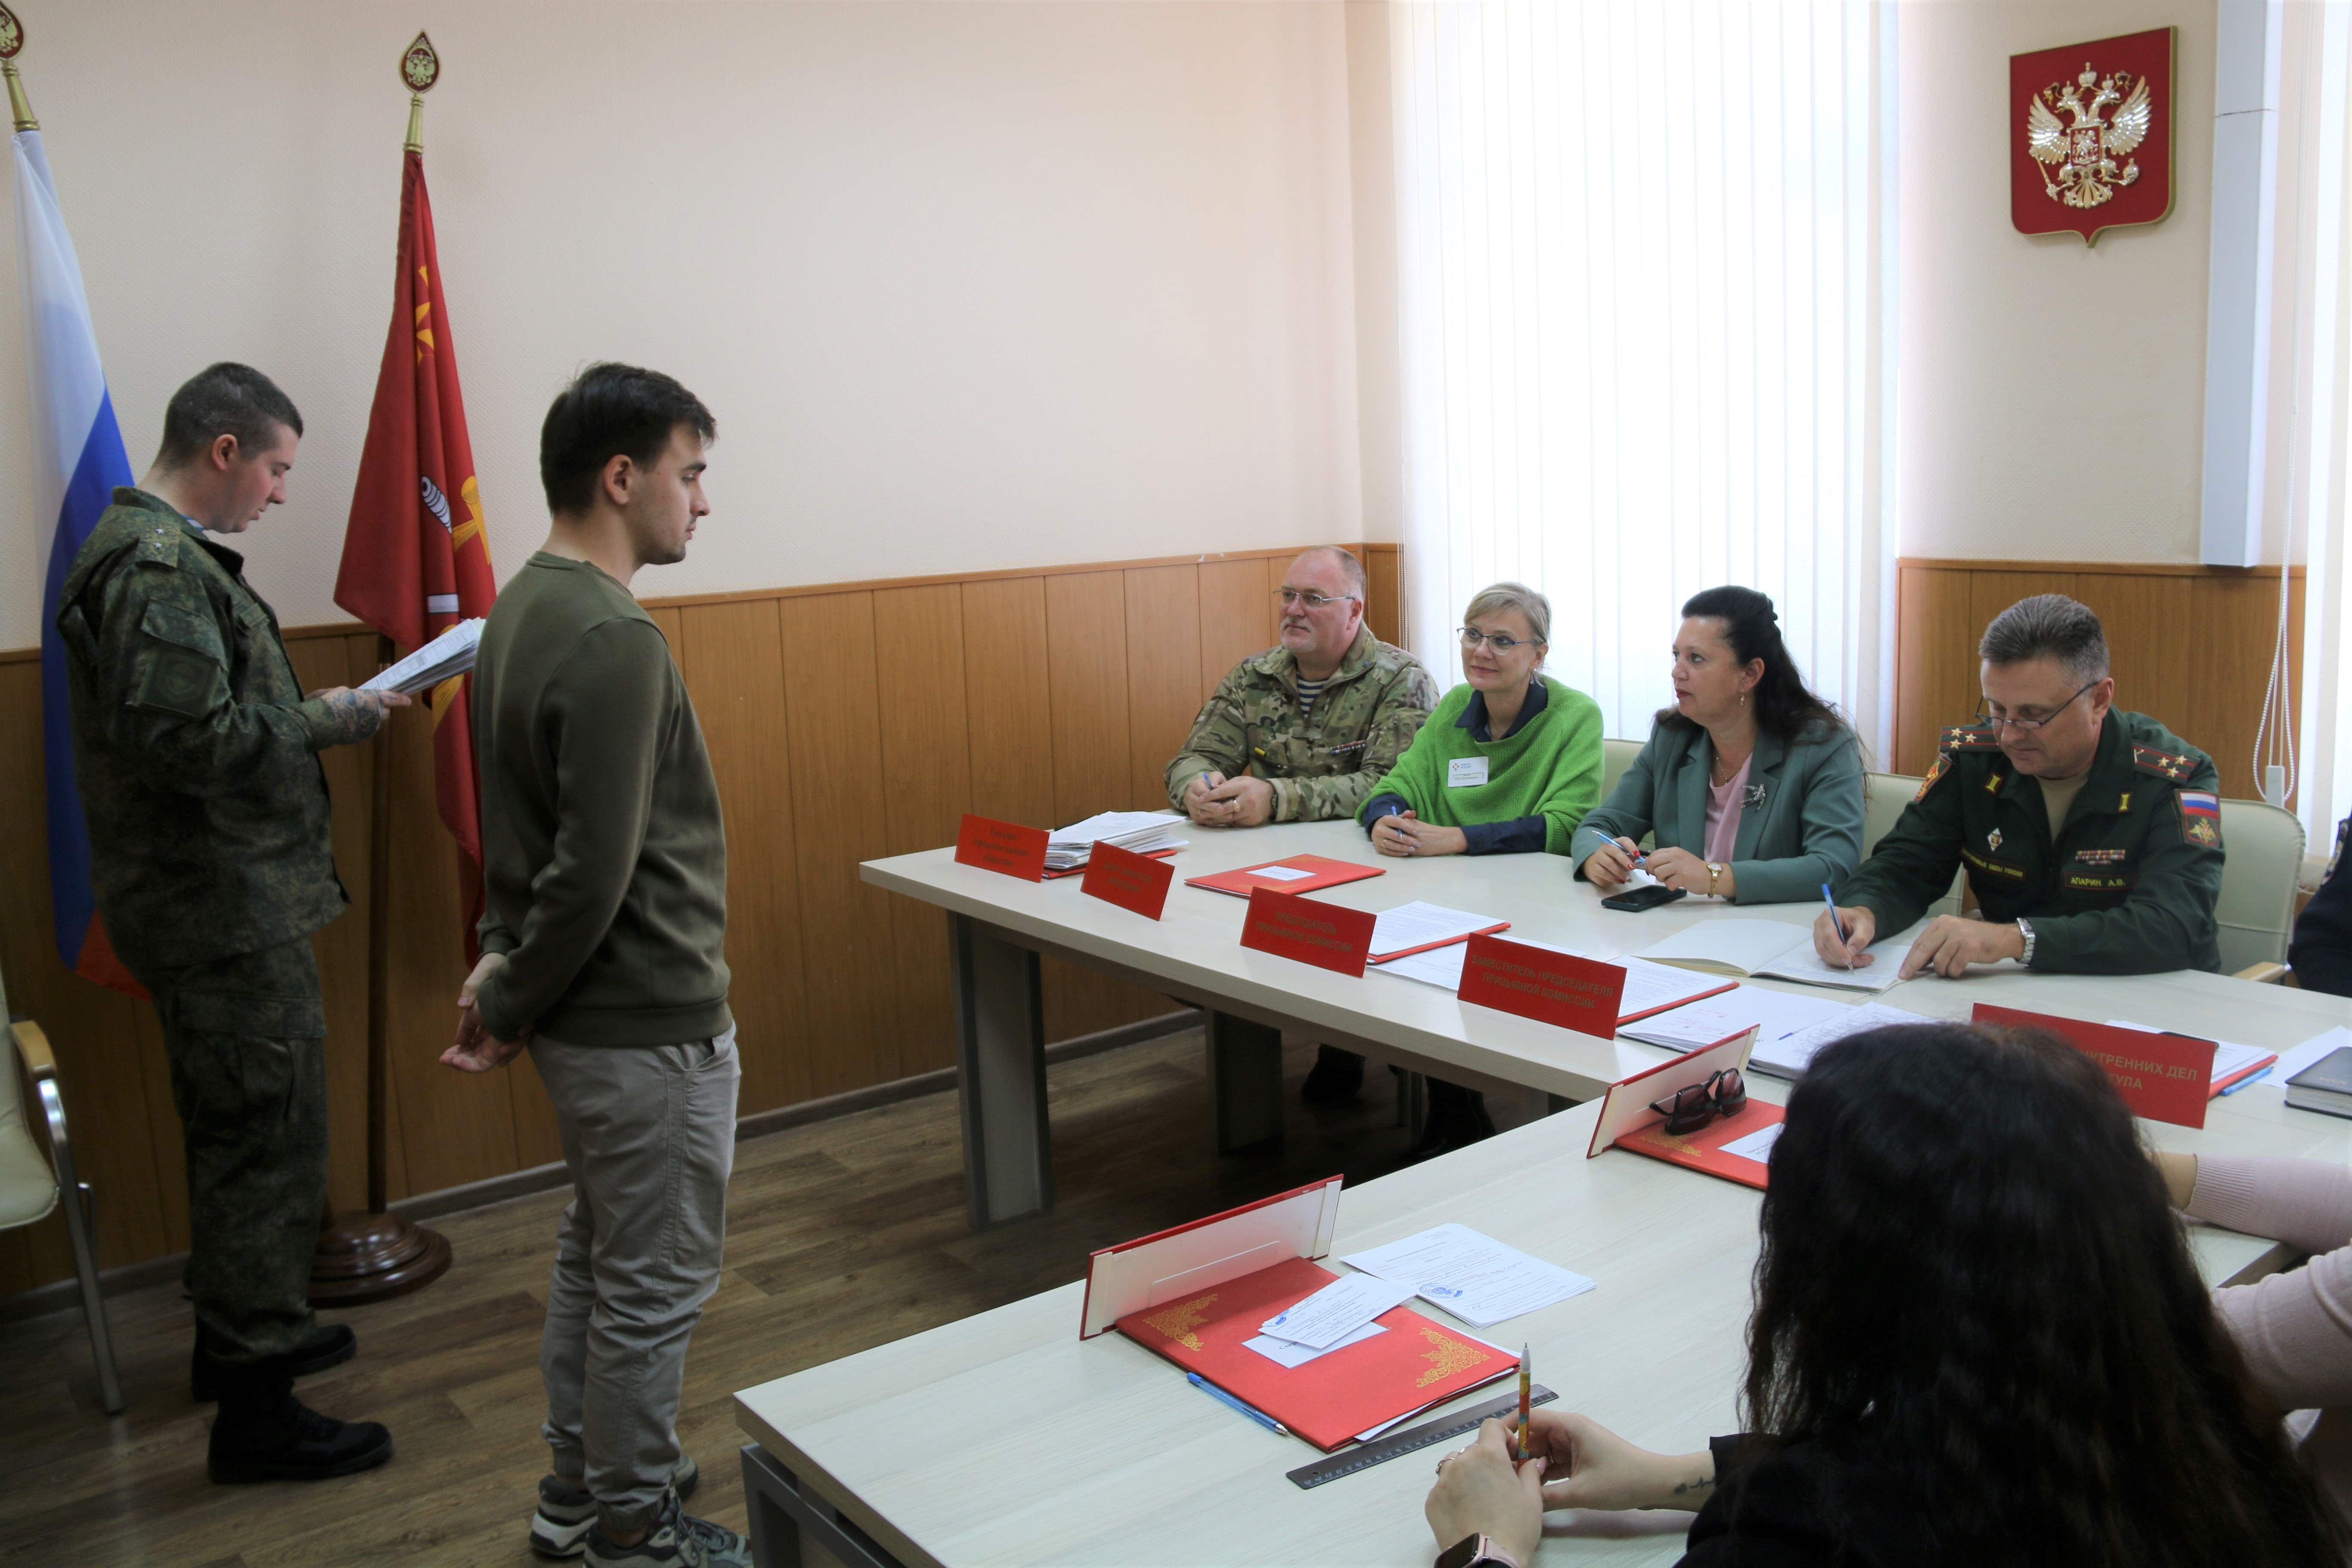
[137,938,328,1365]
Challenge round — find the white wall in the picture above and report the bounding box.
[1899,0,2223,563]
[0,0,1363,650]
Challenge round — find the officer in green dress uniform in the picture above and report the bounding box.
[1816,594,2224,979]
[55,364,401,1482]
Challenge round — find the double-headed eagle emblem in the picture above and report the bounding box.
[2027,63,2152,210]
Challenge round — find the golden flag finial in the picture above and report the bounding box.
[1,4,35,134]
[400,30,439,153]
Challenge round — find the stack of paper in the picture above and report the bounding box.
[1366,902,1509,963]
[1340,1223,1595,1328]
[359,618,485,695]
[1750,1001,1933,1079]
[1378,937,1732,1023]
[1044,810,1186,872]
[1256,1272,1416,1351]
[1619,985,1847,1052]
[2105,1019,2277,1094]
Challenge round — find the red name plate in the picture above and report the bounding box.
[1972,1002,2213,1129]
[1239,888,1375,977]
[953,814,1049,882]
[1080,839,1174,920]
[1457,936,1626,1039]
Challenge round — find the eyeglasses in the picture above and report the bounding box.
[1974,679,2098,733]
[1276,588,1359,610]
[1459,627,1545,653]
[1649,1068,1748,1136]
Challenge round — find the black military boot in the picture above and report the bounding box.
[1300,1045,1366,1104]
[191,1319,357,1403]
[208,1370,393,1484]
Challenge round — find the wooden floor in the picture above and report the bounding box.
[0,1031,1549,1567]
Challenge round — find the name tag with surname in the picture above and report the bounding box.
[1448,756,1490,788]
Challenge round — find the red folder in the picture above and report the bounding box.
[1609,1101,1783,1192]
[1115,1255,1520,1451]
[1185,855,1385,898]
[1370,919,1513,965]
[1586,1029,1775,1190]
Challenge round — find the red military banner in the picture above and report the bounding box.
[334,141,497,957]
[1239,888,1374,977]
[2010,27,2174,245]
[1080,839,1173,919]
[1457,936,1625,1040]
[1972,1002,2212,1128]
[954,814,1049,882]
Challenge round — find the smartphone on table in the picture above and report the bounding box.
[1600,884,1686,913]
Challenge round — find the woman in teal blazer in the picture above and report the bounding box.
[1572,586,1865,903]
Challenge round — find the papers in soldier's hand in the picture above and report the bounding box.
[360,619,485,695]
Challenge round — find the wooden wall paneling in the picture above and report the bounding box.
[285,633,377,1213]
[0,659,175,1288]
[676,599,814,1117]
[1122,566,1204,811]
[1042,573,1166,1039]
[378,699,521,1198]
[872,584,972,1078]
[778,592,903,1100]
[2070,572,2194,739]
[1893,567,1977,773]
[1365,545,1402,646]
[1197,560,1272,702]
[960,578,1058,827]
[2185,572,2306,797]
[1262,555,1288,646]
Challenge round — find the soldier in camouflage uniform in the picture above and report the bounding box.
[1818,594,2225,980]
[1165,546,1438,1101]
[55,364,400,1483]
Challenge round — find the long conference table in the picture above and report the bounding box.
[727,820,2352,1568]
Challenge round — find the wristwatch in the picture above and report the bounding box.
[1706,861,1724,897]
[2016,917,2036,967]
[1436,1535,1522,1568]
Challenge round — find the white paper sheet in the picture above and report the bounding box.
[1367,901,1507,962]
[1619,986,1846,1051]
[2104,1020,2275,1087]
[1719,1122,1784,1164]
[1246,864,1313,882]
[1243,1322,1387,1368]
[2270,1026,2352,1087]
[1340,1224,1595,1328]
[1259,1272,1417,1349]
[1751,937,1908,993]
[1635,919,1814,976]
[359,618,484,695]
[1749,1001,1935,1079]
[1374,938,1724,1026]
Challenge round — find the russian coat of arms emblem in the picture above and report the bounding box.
[2010,28,2174,245]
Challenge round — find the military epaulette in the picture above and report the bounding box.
[131,517,186,568]
[1938,723,2002,752]
[2131,743,2196,783]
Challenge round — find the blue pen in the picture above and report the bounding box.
[1820,882,1850,945]
[1187,1372,1290,1436]
[2220,1067,2272,1096]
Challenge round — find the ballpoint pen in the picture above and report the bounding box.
[1187,1372,1290,1437]
[1821,882,1850,947]
[1517,1344,1532,1462]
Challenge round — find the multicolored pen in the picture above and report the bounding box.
[1517,1343,1532,1461]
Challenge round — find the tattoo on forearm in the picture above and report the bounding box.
[322,689,385,743]
[1670,1473,1716,1497]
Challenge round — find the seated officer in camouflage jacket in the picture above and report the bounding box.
[57,364,400,1484]
[1816,594,2224,980]
[1164,545,1437,827]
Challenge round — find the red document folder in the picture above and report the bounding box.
[1115,1255,1520,1451]
[1185,855,1385,898]
[1610,1101,1784,1192]
[1586,1029,1776,1190]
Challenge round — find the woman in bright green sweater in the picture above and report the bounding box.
[1357,582,1604,1154]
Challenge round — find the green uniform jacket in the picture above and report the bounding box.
[1841,710,2223,974]
[55,487,355,971]
[1163,627,1438,822]
[1358,676,1604,855]
[1568,720,1867,903]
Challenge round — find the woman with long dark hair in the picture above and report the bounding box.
[1423,1024,2336,1566]
[1572,585,1864,903]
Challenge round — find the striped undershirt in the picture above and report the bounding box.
[1295,676,1327,720]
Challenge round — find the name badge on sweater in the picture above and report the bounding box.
[1449,757,1490,788]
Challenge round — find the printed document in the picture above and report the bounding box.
[1260,1272,1416,1350]
[2105,1019,2275,1088]
[1750,1001,1934,1080]
[1244,1322,1385,1369]
[1341,1223,1595,1328]
[1619,986,1846,1052]
[1720,1122,1784,1164]
[360,618,484,695]
[1367,902,1507,962]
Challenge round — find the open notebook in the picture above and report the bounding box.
[1635,919,1911,994]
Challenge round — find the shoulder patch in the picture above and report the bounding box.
[1914,753,1950,801]
[1939,723,2002,753]
[2177,789,2222,849]
[2132,744,2196,783]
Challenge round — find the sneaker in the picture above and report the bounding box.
[207,1379,394,1483]
[532,1454,701,1558]
[585,1491,749,1568]
[1300,1045,1366,1104]
[191,1321,357,1403]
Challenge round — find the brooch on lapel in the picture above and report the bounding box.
[1743,782,1767,809]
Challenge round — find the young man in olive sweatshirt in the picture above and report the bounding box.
[445,363,747,1568]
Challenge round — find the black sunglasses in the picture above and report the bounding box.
[1650,1068,1748,1136]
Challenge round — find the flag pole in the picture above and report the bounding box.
[310,34,454,1305]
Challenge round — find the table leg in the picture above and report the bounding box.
[1399,1071,1427,1139]
[1207,1011,1285,1152]
[949,914,1052,1229]
[741,1443,907,1568]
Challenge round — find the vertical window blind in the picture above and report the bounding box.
[1387,0,1895,751]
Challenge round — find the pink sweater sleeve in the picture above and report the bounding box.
[2192,1158,2352,1413]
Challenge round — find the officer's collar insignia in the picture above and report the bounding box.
[2117,791,2131,813]
[1987,827,2003,854]
[1985,772,2004,792]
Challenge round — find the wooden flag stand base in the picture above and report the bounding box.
[310,655,452,1306]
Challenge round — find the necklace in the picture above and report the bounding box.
[1709,740,1752,786]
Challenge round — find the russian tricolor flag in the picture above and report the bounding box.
[14,124,140,992]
